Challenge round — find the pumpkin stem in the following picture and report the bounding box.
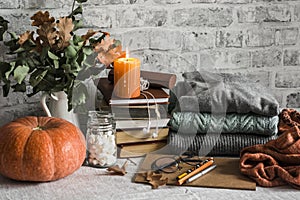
[32,126,44,131]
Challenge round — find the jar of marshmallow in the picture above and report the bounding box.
[86,111,117,168]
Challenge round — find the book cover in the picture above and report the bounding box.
[116,118,170,130]
[140,70,177,89]
[99,100,169,120]
[118,141,167,158]
[96,78,170,105]
[107,70,177,89]
[116,127,169,145]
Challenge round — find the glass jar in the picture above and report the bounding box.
[86,111,117,168]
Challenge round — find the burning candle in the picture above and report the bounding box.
[113,50,140,98]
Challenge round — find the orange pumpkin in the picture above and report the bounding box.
[0,116,86,182]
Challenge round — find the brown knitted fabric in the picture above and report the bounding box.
[240,108,300,189]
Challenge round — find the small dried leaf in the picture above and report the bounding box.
[30,11,55,27]
[107,161,128,176]
[18,31,34,45]
[81,29,97,42]
[145,171,168,189]
[55,17,74,50]
[36,22,57,48]
[97,44,123,66]
[94,35,114,52]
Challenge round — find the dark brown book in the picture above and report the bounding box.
[141,70,177,89]
[96,78,170,105]
[99,99,169,120]
[107,70,177,89]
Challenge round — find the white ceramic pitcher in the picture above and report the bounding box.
[40,91,80,128]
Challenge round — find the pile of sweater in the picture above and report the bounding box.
[167,71,280,156]
[240,108,300,189]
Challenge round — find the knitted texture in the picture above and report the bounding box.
[167,131,277,157]
[168,112,279,136]
[169,71,280,116]
[240,108,300,189]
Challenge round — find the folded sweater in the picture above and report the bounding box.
[169,71,280,116]
[167,131,277,157]
[168,112,278,136]
[240,108,300,189]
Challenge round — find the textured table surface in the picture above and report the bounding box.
[0,157,298,200]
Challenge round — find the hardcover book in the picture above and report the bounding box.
[118,141,167,158]
[107,70,177,89]
[99,99,169,120]
[116,127,169,145]
[96,78,170,105]
[116,118,170,130]
[140,70,176,89]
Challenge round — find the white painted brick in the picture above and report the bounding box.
[121,29,150,51]
[286,92,300,108]
[217,0,249,3]
[275,28,299,45]
[173,7,233,27]
[246,28,274,47]
[276,71,300,88]
[192,0,216,3]
[87,0,148,5]
[238,5,292,23]
[200,50,251,70]
[295,4,300,22]
[116,7,167,28]
[83,7,116,28]
[1,12,33,34]
[0,0,20,9]
[183,30,215,51]
[149,29,182,50]
[283,49,300,66]
[216,30,243,48]
[153,0,181,4]
[137,50,197,82]
[252,49,282,68]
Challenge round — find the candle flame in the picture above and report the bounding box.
[126,47,129,58]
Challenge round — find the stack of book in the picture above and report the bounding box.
[96,70,176,158]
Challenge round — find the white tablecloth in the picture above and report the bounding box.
[0,157,298,200]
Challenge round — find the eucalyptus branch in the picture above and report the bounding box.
[0,0,122,112]
[71,0,76,15]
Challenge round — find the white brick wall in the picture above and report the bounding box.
[1,0,300,126]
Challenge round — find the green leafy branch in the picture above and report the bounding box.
[0,0,122,112]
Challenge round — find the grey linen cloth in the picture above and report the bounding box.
[169,71,280,116]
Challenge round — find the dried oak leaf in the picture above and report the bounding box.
[145,171,168,189]
[18,31,34,45]
[36,22,57,48]
[81,29,98,44]
[106,161,128,176]
[94,35,114,52]
[97,44,123,66]
[55,17,74,50]
[30,11,55,27]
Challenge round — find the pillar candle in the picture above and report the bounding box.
[113,57,140,98]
